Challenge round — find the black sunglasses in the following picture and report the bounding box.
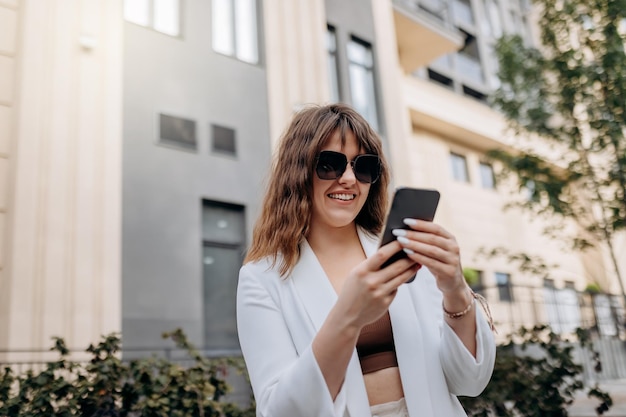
[315,150,381,184]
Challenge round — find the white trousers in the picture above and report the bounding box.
[369,398,409,417]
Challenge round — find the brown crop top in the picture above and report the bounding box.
[356,311,398,374]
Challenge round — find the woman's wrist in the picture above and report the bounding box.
[442,285,473,314]
[327,303,363,339]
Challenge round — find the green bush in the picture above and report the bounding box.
[0,329,255,417]
[459,325,613,416]
[2,325,613,416]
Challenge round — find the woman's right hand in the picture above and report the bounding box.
[335,241,420,330]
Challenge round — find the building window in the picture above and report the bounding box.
[479,162,496,189]
[420,0,448,20]
[159,113,197,150]
[124,0,181,37]
[347,37,379,132]
[202,200,246,350]
[450,152,470,183]
[422,0,533,102]
[495,272,513,302]
[458,33,484,85]
[212,0,259,64]
[467,269,484,292]
[483,0,503,38]
[463,85,487,101]
[453,0,474,27]
[327,25,341,103]
[544,278,581,334]
[524,179,536,201]
[211,124,237,156]
[428,69,454,88]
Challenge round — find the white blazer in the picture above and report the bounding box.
[236,228,496,417]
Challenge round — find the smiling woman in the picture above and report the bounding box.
[236,104,496,417]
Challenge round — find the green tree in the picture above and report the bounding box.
[490,0,626,303]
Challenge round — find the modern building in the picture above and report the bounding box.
[1,0,624,374]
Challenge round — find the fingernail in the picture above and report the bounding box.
[403,248,414,254]
[403,218,418,226]
[397,236,410,245]
[392,229,407,237]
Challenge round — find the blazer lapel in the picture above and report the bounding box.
[292,233,373,417]
[292,229,378,330]
[291,239,338,332]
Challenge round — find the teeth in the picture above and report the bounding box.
[329,193,355,201]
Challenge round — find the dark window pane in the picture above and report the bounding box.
[159,113,196,149]
[428,69,454,88]
[212,124,237,155]
[495,272,512,302]
[462,85,487,101]
[202,201,245,245]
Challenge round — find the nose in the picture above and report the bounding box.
[338,161,357,184]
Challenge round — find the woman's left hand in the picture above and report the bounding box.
[392,218,466,295]
[393,219,481,355]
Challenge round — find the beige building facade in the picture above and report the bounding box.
[0,0,122,359]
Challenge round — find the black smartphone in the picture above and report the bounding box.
[379,187,441,282]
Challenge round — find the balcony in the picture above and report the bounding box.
[392,0,464,73]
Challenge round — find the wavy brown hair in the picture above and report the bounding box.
[245,103,391,276]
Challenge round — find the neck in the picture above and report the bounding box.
[307,223,361,255]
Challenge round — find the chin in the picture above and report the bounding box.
[328,216,359,229]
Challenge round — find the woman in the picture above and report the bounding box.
[237,104,495,417]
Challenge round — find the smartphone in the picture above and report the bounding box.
[379,187,441,282]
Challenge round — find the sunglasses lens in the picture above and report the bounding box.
[316,151,348,180]
[354,155,381,184]
[316,151,381,184]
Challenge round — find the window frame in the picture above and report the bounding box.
[449,152,470,183]
[327,25,341,103]
[479,161,496,189]
[124,0,182,37]
[495,272,513,302]
[157,112,198,151]
[347,35,380,132]
[210,123,237,157]
[211,0,260,64]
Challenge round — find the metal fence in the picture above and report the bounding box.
[474,284,626,340]
[2,283,626,383]
[476,283,626,381]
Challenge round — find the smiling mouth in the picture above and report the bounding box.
[328,193,356,201]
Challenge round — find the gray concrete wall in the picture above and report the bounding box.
[122,1,270,350]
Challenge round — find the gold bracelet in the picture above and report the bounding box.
[443,288,497,333]
[443,297,474,319]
